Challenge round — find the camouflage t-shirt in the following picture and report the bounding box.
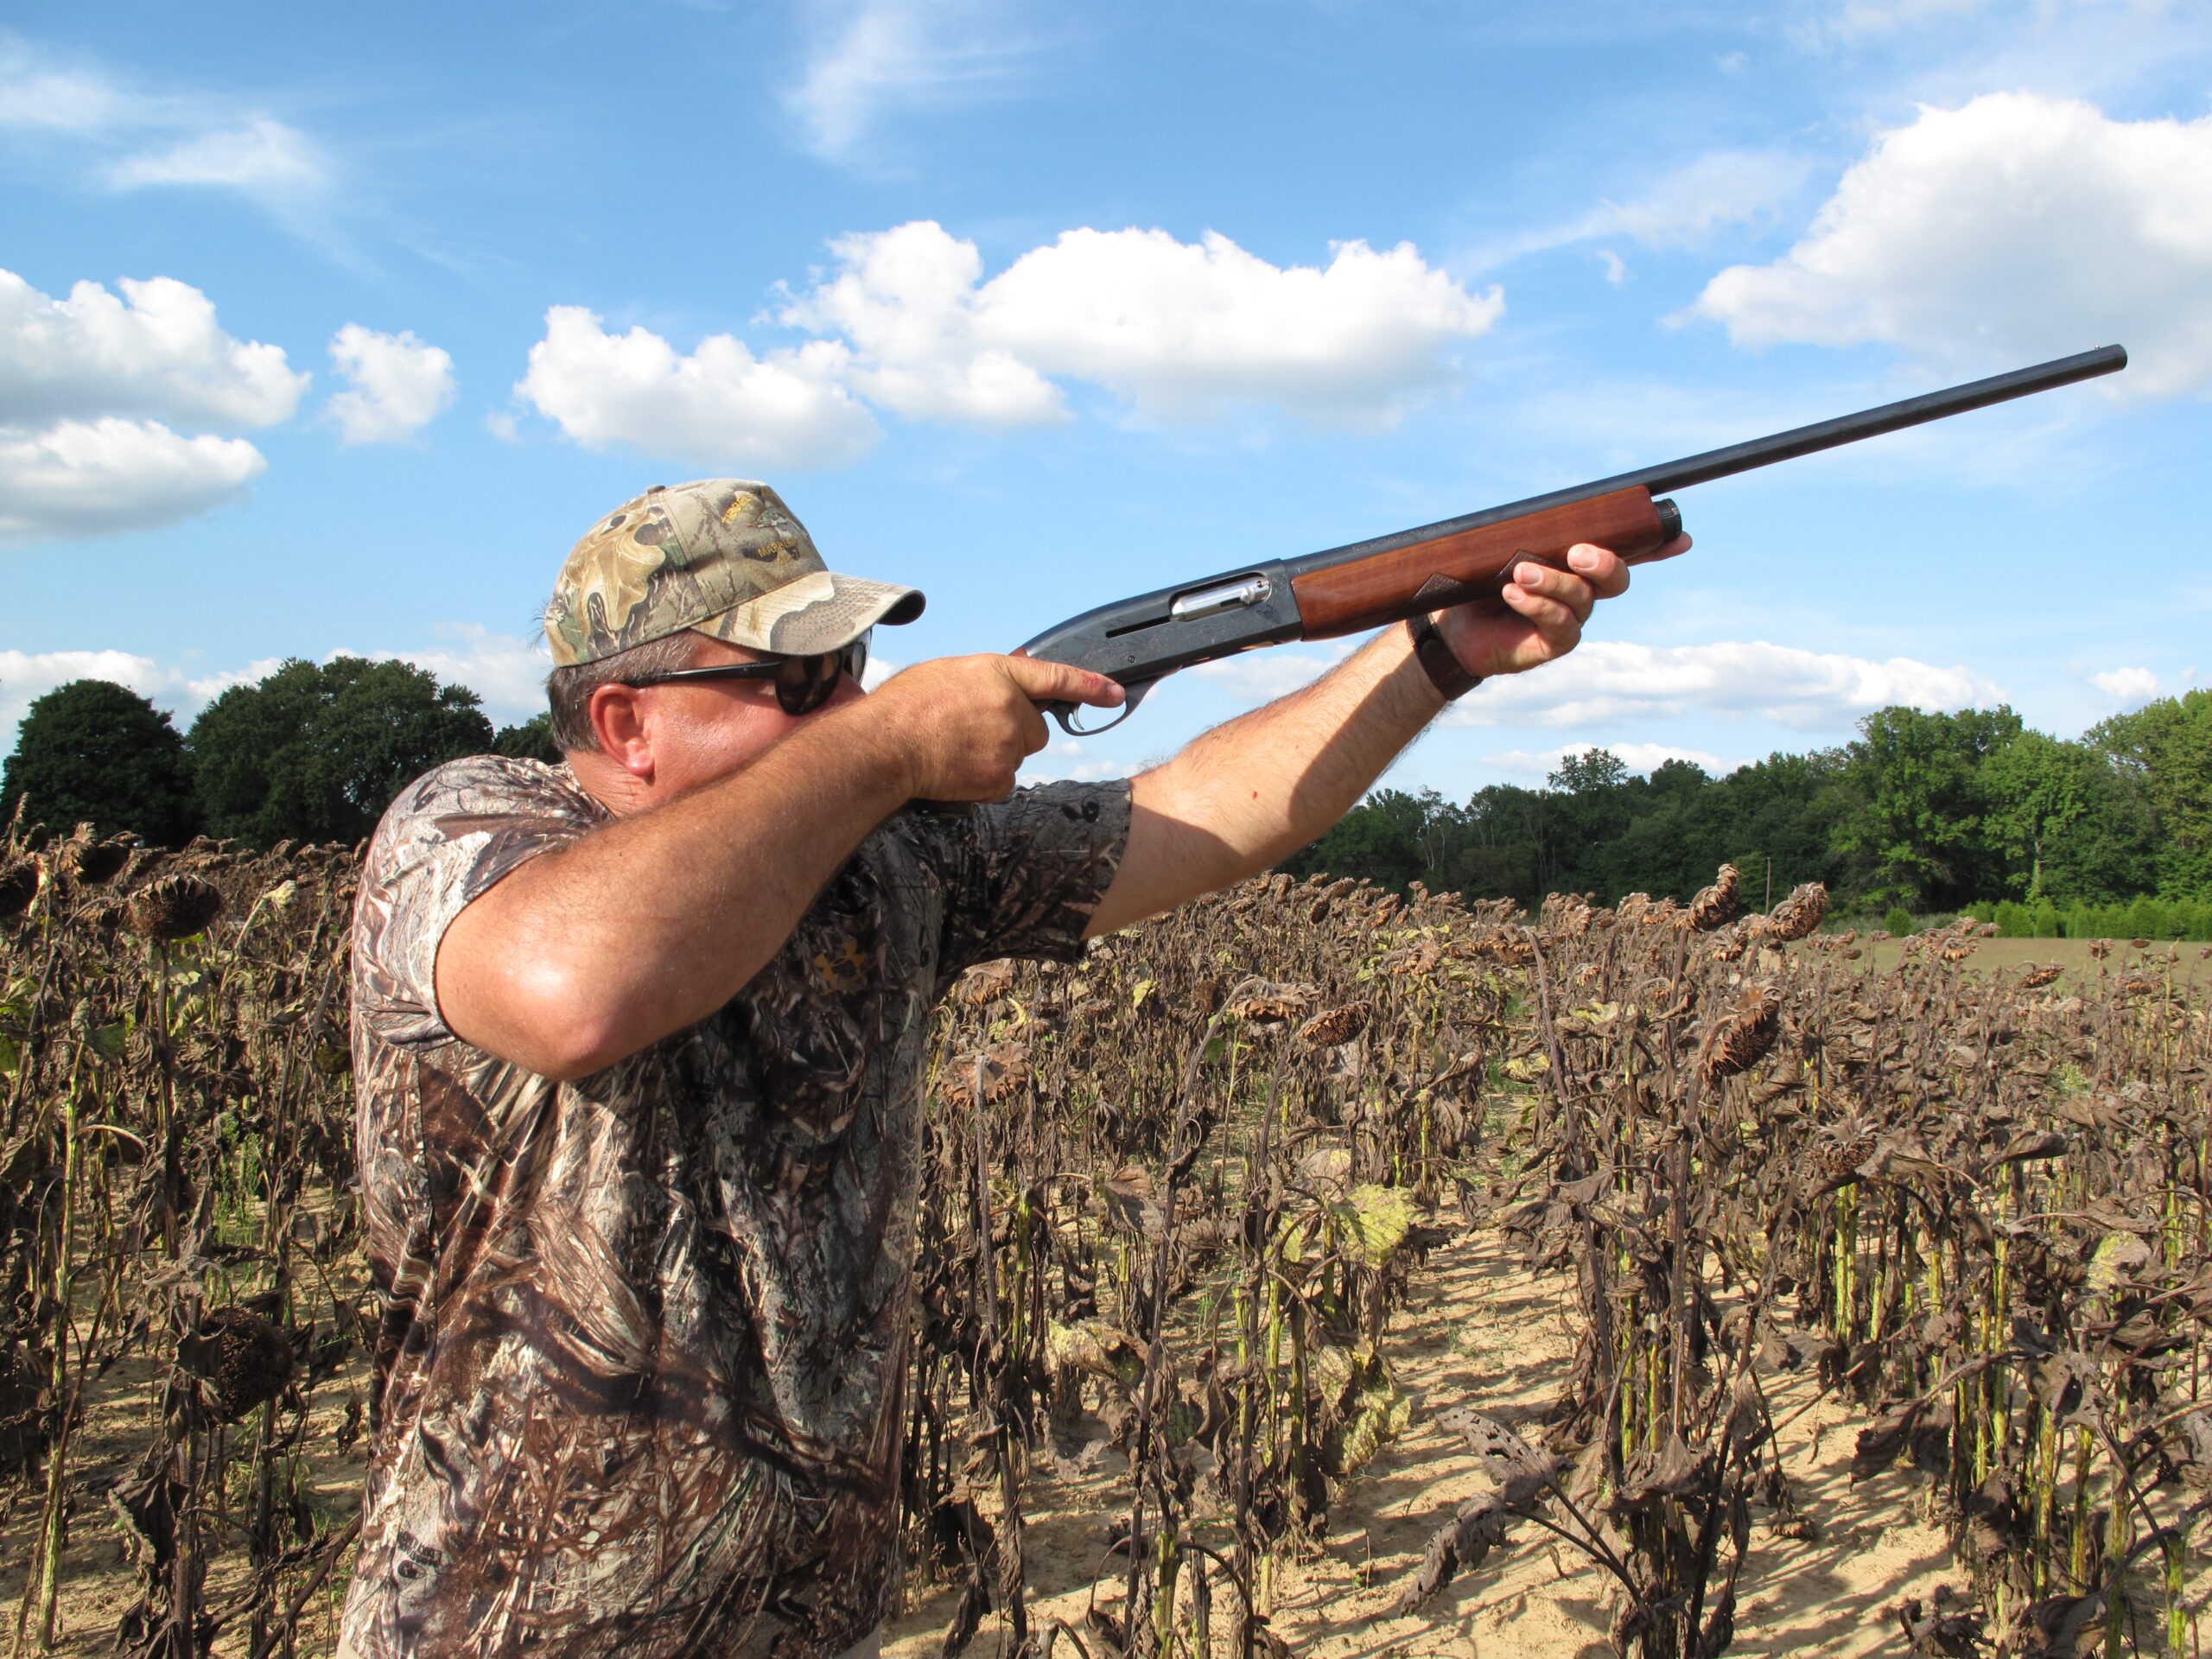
[341,757,1130,1659]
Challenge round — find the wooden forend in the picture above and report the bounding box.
[1289,486,1674,639]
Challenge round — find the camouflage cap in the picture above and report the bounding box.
[543,480,925,668]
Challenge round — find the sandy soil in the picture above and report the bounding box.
[885,1228,1962,1659]
[2,1215,1985,1659]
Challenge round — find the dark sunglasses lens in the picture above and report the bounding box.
[772,652,842,716]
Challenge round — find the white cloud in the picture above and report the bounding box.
[108,116,324,194]
[0,41,330,215]
[327,325,454,444]
[785,0,1046,162]
[1477,149,1814,268]
[1691,94,2212,397]
[1597,151,1817,250]
[2090,665,2160,706]
[0,268,306,428]
[0,266,298,541]
[1481,741,1736,779]
[525,221,1498,462]
[781,219,1503,427]
[517,304,879,471]
[0,417,264,540]
[0,48,124,131]
[1440,639,2002,731]
[779,222,1062,424]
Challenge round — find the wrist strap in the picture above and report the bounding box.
[1408,613,1482,702]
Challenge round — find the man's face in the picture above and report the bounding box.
[582,633,868,805]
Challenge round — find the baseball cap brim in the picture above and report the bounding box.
[692,569,925,657]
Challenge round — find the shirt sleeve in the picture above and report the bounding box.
[350,756,606,1050]
[937,779,1133,978]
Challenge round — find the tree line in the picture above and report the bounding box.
[0,661,559,850]
[6,664,2208,934]
[1282,694,2212,931]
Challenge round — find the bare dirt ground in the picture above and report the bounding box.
[886,1228,1961,1659]
[8,1224,1961,1658]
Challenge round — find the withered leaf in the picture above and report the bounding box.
[1851,1400,1923,1484]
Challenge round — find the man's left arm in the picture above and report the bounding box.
[1085,538,1678,936]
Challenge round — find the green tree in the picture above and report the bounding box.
[1285,788,1432,892]
[1834,705,2022,910]
[2088,689,2212,897]
[493,713,563,765]
[1524,748,1634,898]
[1979,730,2152,904]
[1705,749,1852,899]
[1584,763,1711,901]
[0,679,202,845]
[189,656,494,848]
[1548,748,1629,795]
[1453,782,1550,906]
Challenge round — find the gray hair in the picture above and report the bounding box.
[545,629,709,754]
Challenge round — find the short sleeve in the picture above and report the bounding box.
[351,756,607,1050]
[938,779,1132,976]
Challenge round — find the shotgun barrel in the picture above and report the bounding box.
[1282,343,2127,581]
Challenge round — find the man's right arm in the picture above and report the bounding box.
[434,655,1119,1079]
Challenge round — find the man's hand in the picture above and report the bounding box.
[1432,535,1690,681]
[865,655,1122,802]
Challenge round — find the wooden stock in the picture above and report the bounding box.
[1289,486,1674,639]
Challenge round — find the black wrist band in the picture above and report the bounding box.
[1408,613,1482,702]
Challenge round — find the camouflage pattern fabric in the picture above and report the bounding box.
[341,756,1129,1658]
[543,480,925,666]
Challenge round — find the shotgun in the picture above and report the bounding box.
[1020,345,2127,734]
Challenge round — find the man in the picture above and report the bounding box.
[342,479,1675,1658]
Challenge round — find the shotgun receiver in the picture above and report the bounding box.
[1020,344,2127,734]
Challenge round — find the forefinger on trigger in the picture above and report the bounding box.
[1014,657,1123,707]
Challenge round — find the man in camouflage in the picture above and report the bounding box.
[343,479,1667,1657]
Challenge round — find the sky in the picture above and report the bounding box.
[3,0,2209,796]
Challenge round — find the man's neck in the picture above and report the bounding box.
[563,749,652,817]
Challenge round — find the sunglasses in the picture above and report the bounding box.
[614,632,869,717]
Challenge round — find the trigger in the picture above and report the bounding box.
[1052,677,1155,736]
[1055,702,1135,737]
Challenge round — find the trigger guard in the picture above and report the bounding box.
[1055,702,1136,737]
[1049,677,1156,737]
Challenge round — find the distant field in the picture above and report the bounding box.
[1847,931,2212,985]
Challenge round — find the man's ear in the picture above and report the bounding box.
[588,684,656,782]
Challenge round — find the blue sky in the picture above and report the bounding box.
[3,0,2209,794]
